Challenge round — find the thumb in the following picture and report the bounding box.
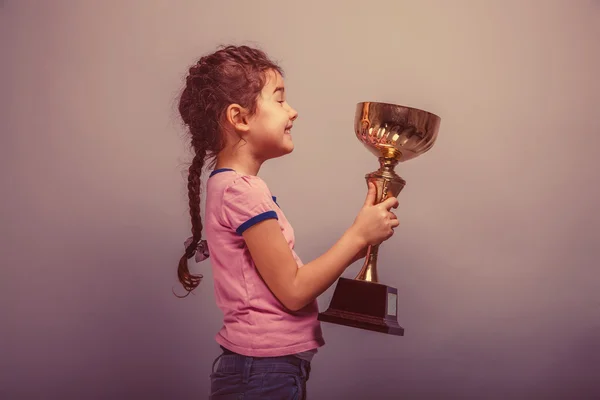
[363,181,377,207]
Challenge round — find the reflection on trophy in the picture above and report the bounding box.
[318,102,441,336]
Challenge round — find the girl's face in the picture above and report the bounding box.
[247,70,298,161]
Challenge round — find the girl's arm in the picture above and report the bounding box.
[243,183,398,312]
[350,246,369,265]
[243,220,365,312]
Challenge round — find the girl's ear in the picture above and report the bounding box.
[225,104,251,134]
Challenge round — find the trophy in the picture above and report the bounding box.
[318,102,441,336]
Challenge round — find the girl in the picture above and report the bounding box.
[175,45,399,399]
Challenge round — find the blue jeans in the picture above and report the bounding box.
[209,347,311,399]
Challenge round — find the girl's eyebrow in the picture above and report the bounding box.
[273,86,285,94]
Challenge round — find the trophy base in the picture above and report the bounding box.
[318,277,404,336]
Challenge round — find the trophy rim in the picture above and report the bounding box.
[355,101,442,121]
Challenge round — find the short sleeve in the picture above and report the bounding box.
[222,176,278,235]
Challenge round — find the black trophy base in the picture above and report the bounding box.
[318,277,404,336]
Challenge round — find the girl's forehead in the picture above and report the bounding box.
[264,69,284,88]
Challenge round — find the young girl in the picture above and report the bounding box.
[176,45,399,399]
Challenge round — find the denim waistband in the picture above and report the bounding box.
[213,346,311,381]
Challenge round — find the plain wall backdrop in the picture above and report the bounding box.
[2,0,599,399]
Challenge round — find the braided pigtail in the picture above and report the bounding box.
[175,149,207,297]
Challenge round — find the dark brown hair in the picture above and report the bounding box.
[176,45,283,296]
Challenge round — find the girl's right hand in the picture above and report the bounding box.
[350,181,400,246]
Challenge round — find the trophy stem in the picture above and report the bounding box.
[354,151,406,283]
[355,244,380,282]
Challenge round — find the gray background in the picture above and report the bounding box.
[2,0,599,399]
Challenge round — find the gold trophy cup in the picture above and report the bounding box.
[318,102,441,336]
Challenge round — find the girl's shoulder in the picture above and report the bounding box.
[207,171,273,209]
[206,170,277,231]
[209,169,271,195]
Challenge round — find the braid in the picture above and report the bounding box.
[187,143,206,250]
[176,148,206,296]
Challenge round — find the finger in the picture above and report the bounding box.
[363,182,377,207]
[380,196,399,210]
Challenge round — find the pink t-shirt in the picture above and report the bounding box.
[204,168,325,357]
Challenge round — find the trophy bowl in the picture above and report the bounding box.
[355,102,441,162]
[317,101,441,336]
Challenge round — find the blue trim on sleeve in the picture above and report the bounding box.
[236,210,278,235]
[210,168,235,177]
[272,196,279,207]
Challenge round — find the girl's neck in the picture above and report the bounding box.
[215,150,263,176]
